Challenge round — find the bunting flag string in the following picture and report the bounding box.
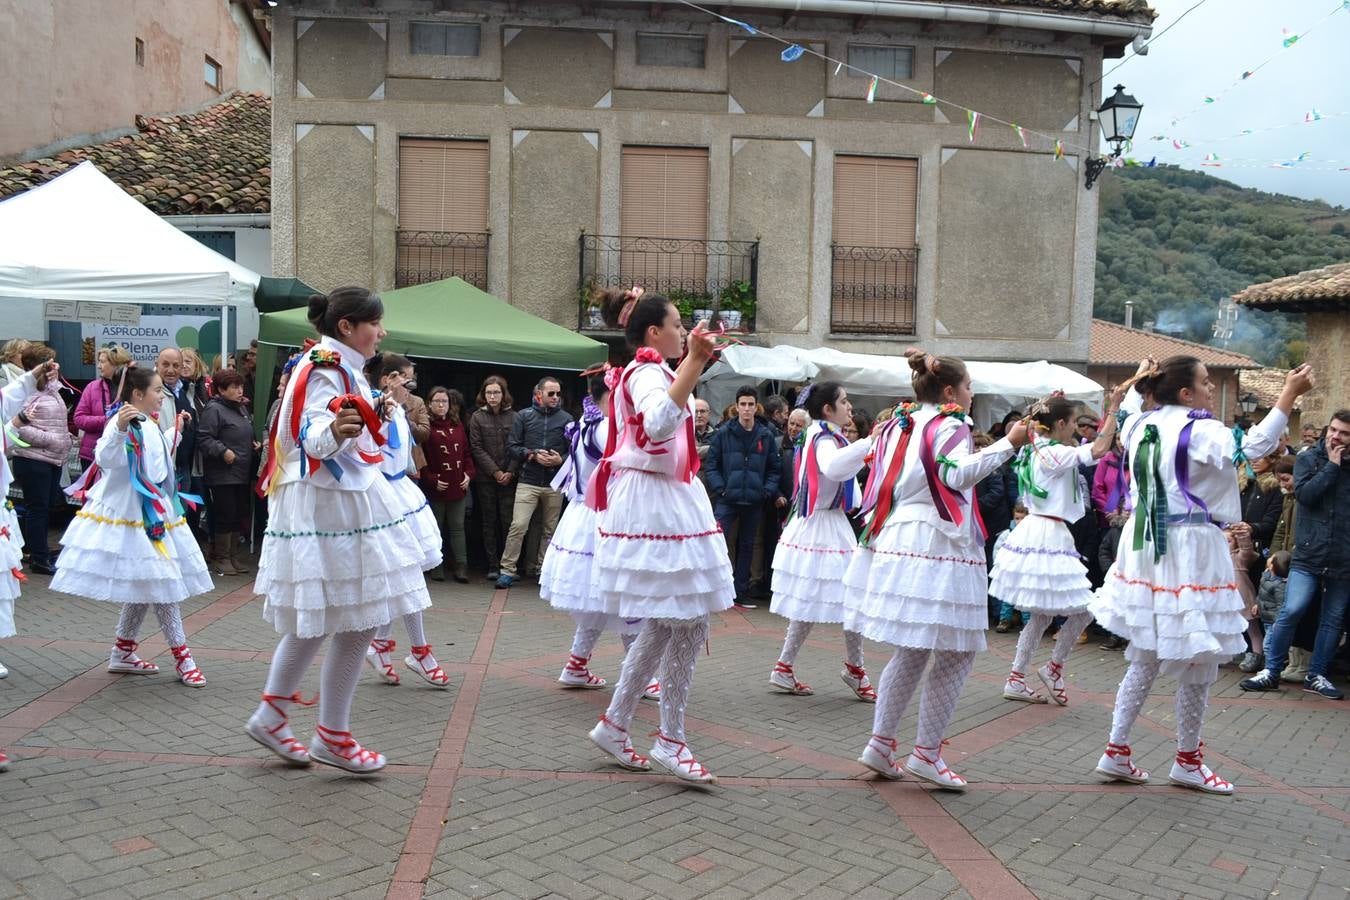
[1160,1,1348,131]
[676,0,1096,157]
[683,0,1350,177]
[1151,110,1349,148]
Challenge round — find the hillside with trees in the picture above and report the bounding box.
[1094,165,1350,366]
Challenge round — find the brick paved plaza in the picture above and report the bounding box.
[1,569,1347,899]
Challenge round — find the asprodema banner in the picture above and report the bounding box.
[81,314,223,367]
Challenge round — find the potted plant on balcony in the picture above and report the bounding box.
[580,284,606,328]
[666,289,702,326]
[719,280,756,330]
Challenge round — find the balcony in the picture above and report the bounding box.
[830,244,919,335]
[395,230,489,290]
[578,233,759,332]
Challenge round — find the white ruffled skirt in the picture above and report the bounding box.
[543,502,643,635]
[591,469,735,621]
[989,515,1092,615]
[770,508,856,624]
[256,479,432,638]
[1088,521,1244,683]
[387,474,442,572]
[843,519,988,652]
[0,502,21,637]
[50,499,213,605]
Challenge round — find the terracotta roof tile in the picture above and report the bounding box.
[1232,261,1350,312]
[1090,318,1258,369]
[1240,367,1301,412]
[0,92,270,215]
[946,0,1154,22]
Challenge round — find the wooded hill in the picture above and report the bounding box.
[1094,165,1350,366]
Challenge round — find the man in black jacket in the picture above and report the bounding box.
[705,386,783,607]
[1242,409,1350,699]
[496,376,573,589]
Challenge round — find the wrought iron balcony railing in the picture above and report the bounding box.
[395,230,489,290]
[578,233,759,331]
[830,244,919,335]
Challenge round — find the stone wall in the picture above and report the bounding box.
[272,0,1126,365]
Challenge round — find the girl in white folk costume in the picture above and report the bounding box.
[0,356,61,773]
[768,381,877,701]
[992,387,1125,706]
[362,352,449,689]
[1090,356,1313,795]
[247,287,432,774]
[541,370,658,699]
[846,350,1027,791]
[585,287,733,784]
[51,367,212,688]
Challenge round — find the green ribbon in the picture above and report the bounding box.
[1231,424,1256,479]
[1011,445,1049,501]
[1131,424,1168,561]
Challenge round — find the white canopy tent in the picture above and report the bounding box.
[0,161,259,356]
[701,344,1105,428]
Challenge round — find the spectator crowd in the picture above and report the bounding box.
[3,332,1346,697]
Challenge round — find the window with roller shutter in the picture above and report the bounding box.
[396,138,490,289]
[831,154,920,334]
[619,146,709,294]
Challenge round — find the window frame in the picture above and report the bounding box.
[634,32,707,70]
[204,55,222,91]
[845,43,915,82]
[409,21,482,58]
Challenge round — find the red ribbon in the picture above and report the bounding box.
[586,361,697,512]
[327,393,387,464]
[862,427,914,544]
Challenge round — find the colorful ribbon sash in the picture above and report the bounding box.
[586,359,699,512]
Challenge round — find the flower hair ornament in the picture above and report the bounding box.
[616,286,645,326]
[579,360,624,391]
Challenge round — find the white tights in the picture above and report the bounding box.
[116,603,187,646]
[1011,611,1092,674]
[871,647,977,748]
[255,628,378,734]
[1107,649,1211,752]
[374,611,427,647]
[777,620,865,669]
[603,616,708,742]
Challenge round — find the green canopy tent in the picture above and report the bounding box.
[253,277,608,435]
[254,276,320,313]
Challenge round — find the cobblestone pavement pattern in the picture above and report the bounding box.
[1,567,1346,899]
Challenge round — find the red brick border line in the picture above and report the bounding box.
[873,780,1038,899]
[385,588,508,900]
[0,584,257,749]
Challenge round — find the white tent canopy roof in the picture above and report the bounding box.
[0,161,259,305]
[701,344,1104,423]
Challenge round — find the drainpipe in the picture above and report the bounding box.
[162,213,272,229]
[592,0,1152,42]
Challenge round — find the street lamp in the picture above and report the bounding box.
[1239,392,1259,415]
[1085,84,1143,190]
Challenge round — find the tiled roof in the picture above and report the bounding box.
[0,92,270,215]
[1232,262,1350,312]
[953,0,1155,23]
[1090,318,1259,369]
[1241,367,1300,412]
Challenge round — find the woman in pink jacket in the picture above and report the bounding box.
[12,344,73,575]
[72,345,133,468]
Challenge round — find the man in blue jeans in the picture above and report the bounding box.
[705,386,783,609]
[1241,410,1350,699]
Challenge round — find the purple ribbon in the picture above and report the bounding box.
[1175,419,1210,518]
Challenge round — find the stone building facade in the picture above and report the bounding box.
[269,0,1152,363]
